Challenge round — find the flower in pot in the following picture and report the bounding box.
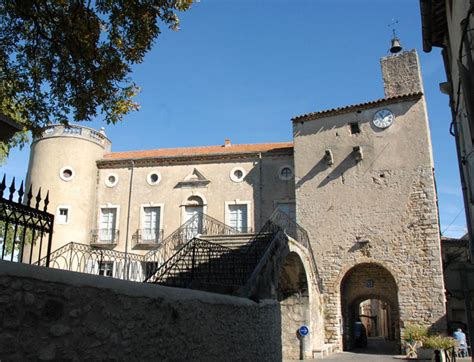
[418,335,457,361]
[402,324,428,358]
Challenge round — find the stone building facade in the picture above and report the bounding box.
[292,50,445,348]
[26,49,445,355]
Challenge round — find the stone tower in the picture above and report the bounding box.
[26,125,112,257]
[292,49,445,350]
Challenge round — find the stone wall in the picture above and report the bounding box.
[0,261,281,361]
[381,50,423,98]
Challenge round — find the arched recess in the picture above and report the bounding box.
[340,263,400,351]
[278,251,310,360]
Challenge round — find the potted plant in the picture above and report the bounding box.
[417,335,457,361]
[402,324,427,358]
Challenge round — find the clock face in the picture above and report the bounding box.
[372,109,394,129]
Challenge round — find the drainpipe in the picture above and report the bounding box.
[124,159,135,280]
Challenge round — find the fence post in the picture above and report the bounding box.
[191,242,196,282]
[45,228,53,267]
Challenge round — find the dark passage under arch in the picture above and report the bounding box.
[340,263,400,353]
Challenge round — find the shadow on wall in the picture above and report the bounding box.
[295,152,358,190]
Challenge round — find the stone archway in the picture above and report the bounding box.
[278,251,310,360]
[340,263,400,352]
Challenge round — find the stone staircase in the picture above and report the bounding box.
[199,233,255,250]
[144,210,302,300]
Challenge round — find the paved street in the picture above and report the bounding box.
[324,338,401,361]
[321,338,472,361]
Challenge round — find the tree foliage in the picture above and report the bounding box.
[0,0,192,157]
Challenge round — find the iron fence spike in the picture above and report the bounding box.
[44,191,50,212]
[0,174,6,198]
[8,177,15,201]
[26,184,33,207]
[18,181,24,204]
[35,187,42,209]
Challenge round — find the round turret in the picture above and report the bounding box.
[26,124,112,253]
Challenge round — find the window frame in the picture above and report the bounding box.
[56,205,71,225]
[230,166,246,183]
[105,172,119,188]
[278,165,294,181]
[59,166,75,182]
[140,203,164,235]
[225,200,252,233]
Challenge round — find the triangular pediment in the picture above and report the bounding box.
[176,168,211,188]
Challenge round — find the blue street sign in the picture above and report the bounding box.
[298,325,309,337]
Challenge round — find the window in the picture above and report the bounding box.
[350,122,361,134]
[142,207,161,241]
[59,166,75,182]
[230,167,246,183]
[98,261,114,277]
[278,165,294,181]
[99,208,117,243]
[228,204,248,232]
[276,202,296,222]
[57,207,69,224]
[105,173,118,187]
[147,171,161,185]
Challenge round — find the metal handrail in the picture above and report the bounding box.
[144,212,241,265]
[133,229,164,245]
[145,219,284,288]
[37,241,147,281]
[145,237,235,285]
[268,208,321,288]
[91,228,119,245]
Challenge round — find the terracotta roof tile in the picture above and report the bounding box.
[103,142,293,160]
[291,92,423,122]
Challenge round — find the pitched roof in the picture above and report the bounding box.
[103,142,293,161]
[291,92,423,123]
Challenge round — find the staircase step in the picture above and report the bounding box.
[199,233,256,250]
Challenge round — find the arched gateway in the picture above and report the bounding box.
[340,263,400,351]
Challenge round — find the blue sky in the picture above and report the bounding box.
[1,0,467,237]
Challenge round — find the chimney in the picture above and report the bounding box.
[380,49,424,98]
[224,138,231,147]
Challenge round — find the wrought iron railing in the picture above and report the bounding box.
[146,237,241,287]
[38,242,148,281]
[91,229,119,246]
[143,212,241,266]
[231,226,253,233]
[132,229,164,249]
[0,175,54,266]
[145,219,284,290]
[145,211,320,297]
[268,208,321,288]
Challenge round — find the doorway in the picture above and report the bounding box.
[340,263,400,353]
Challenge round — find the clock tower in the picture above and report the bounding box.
[292,48,445,351]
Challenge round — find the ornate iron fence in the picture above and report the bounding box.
[0,175,54,266]
[38,242,148,281]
